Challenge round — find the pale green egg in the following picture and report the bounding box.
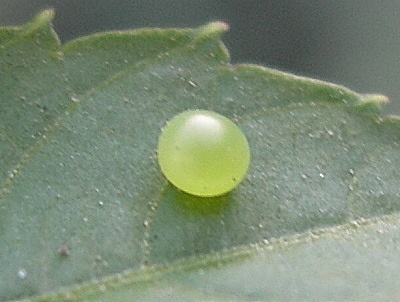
[157,110,250,197]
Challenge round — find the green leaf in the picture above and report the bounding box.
[1,10,399,301]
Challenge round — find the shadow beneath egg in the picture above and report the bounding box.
[165,185,232,215]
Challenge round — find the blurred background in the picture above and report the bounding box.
[1,0,399,114]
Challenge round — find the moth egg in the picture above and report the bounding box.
[157,110,250,197]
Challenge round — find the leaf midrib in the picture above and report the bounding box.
[27,211,400,302]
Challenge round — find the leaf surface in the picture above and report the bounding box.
[0,11,399,301]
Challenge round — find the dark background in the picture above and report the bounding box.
[1,0,399,114]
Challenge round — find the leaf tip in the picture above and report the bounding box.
[20,9,56,36]
[358,94,389,115]
[31,9,55,26]
[197,22,229,39]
